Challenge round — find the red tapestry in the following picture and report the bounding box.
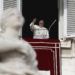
[24,38,60,75]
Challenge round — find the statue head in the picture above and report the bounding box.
[1,8,25,31]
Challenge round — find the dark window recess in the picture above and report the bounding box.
[22,0,58,39]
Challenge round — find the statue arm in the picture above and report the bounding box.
[0,38,19,52]
[17,40,38,68]
[0,37,38,68]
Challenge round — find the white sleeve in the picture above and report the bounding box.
[30,22,35,31]
[46,30,49,39]
[30,22,39,30]
[30,22,34,27]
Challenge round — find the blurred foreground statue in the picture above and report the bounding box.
[0,8,39,75]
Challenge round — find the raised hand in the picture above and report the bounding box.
[32,18,36,23]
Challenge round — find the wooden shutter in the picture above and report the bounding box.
[64,0,75,37]
[67,0,75,36]
[3,0,21,10]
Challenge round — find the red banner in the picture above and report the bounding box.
[24,38,60,75]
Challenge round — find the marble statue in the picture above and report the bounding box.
[0,8,39,75]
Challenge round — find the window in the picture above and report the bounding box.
[59,0,75,57]
[59,0,75,39]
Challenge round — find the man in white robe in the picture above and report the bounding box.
[30,18,49,39]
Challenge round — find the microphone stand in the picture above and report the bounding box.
[49,19,57,31]
[48,19,57,37]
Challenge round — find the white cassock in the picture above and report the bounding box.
[30,22,49,39]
